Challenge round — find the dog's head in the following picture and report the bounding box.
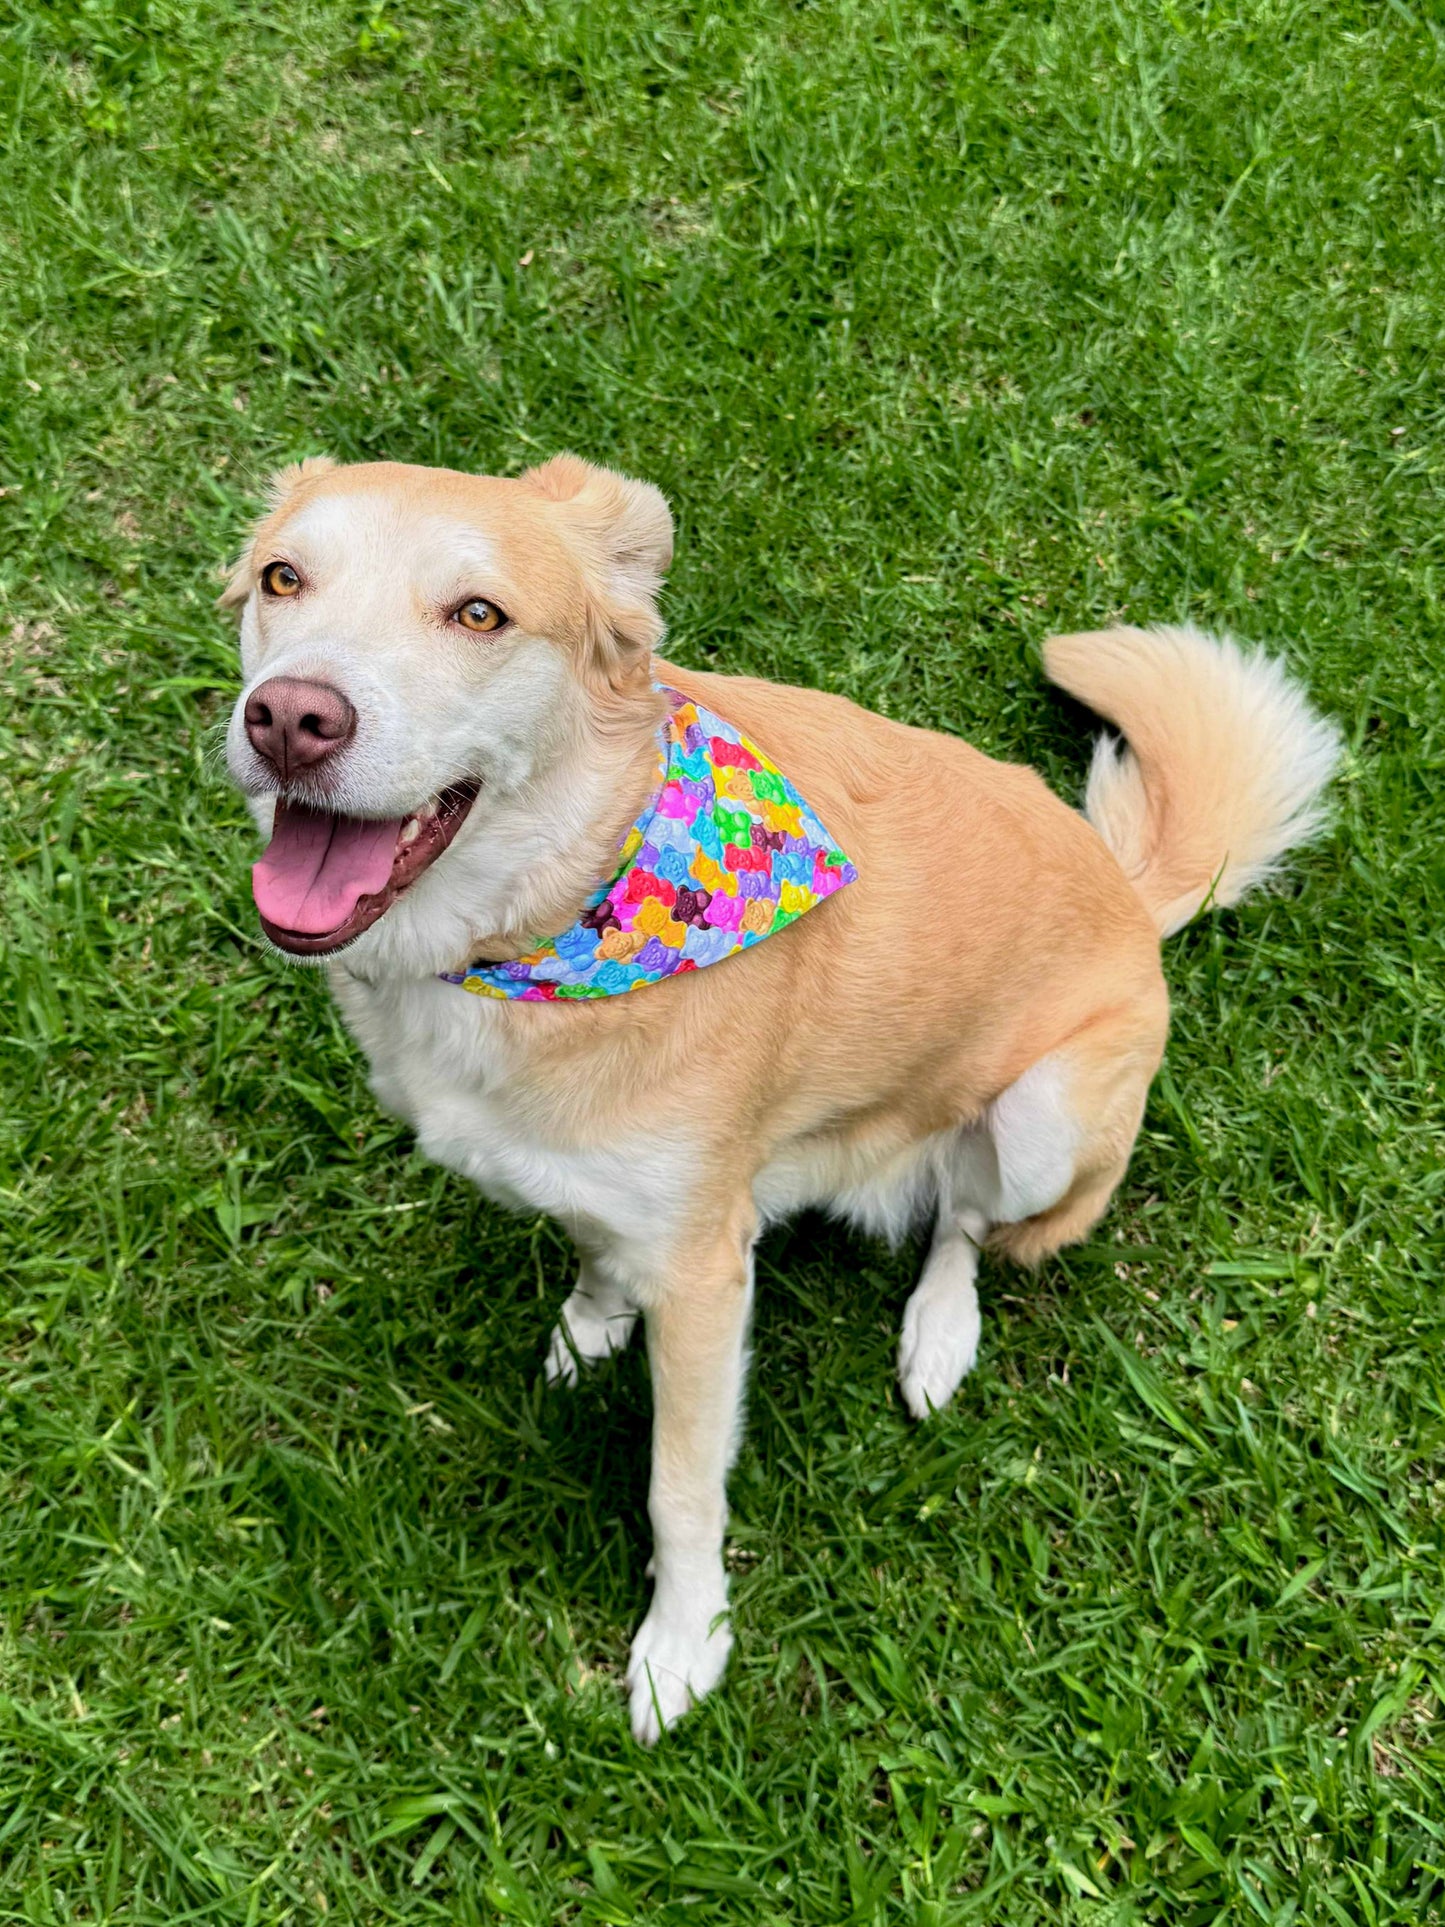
[222,455,672,965]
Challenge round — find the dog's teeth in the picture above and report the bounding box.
[400,818,421,844]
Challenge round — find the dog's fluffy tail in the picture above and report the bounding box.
[1042,624,1340,938]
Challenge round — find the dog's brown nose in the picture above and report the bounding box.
[244,678,356,781]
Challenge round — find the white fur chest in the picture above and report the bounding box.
[328,968,697,1261]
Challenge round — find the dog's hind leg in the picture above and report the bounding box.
[987,1008,1163,1267]
[897,1130,993,1419]
[898,994,1168,1417]
[545,1254,639,1386]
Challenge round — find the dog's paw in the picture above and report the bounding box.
[542,1321,586,1387]
[625,1599,732,1744]
[897,1272,981,1420]
[544,1290,637,1387]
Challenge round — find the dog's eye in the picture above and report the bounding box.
[455,598,508,634]
[261,561,302,598]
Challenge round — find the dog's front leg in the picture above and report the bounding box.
[624,1217,755,1743]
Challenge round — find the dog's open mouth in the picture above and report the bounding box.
[251,783,480,956]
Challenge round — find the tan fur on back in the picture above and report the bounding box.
[565,659,1167,1181]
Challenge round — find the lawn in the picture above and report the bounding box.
[2,0,1443,1919]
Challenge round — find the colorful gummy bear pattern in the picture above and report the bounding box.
[444,688,858,1001]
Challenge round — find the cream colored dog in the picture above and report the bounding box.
[223,454,1338,1741]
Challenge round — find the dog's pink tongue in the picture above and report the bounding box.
[252,803,403,935]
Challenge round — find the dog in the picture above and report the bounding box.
[223,453,1338,1741]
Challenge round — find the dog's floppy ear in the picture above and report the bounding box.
[217,455,338,609]
[519,454,673,694]
[519,453,674,613]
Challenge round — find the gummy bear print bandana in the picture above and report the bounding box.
[442,688,858,1002]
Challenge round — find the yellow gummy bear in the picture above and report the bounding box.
[692,850,737,896]
[718,767,756,803]
[634,895,674,937]
[597,926,648,963]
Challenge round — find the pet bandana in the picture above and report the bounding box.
[442,688,858,1001]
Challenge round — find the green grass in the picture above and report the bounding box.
[2,0,1443,1917]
